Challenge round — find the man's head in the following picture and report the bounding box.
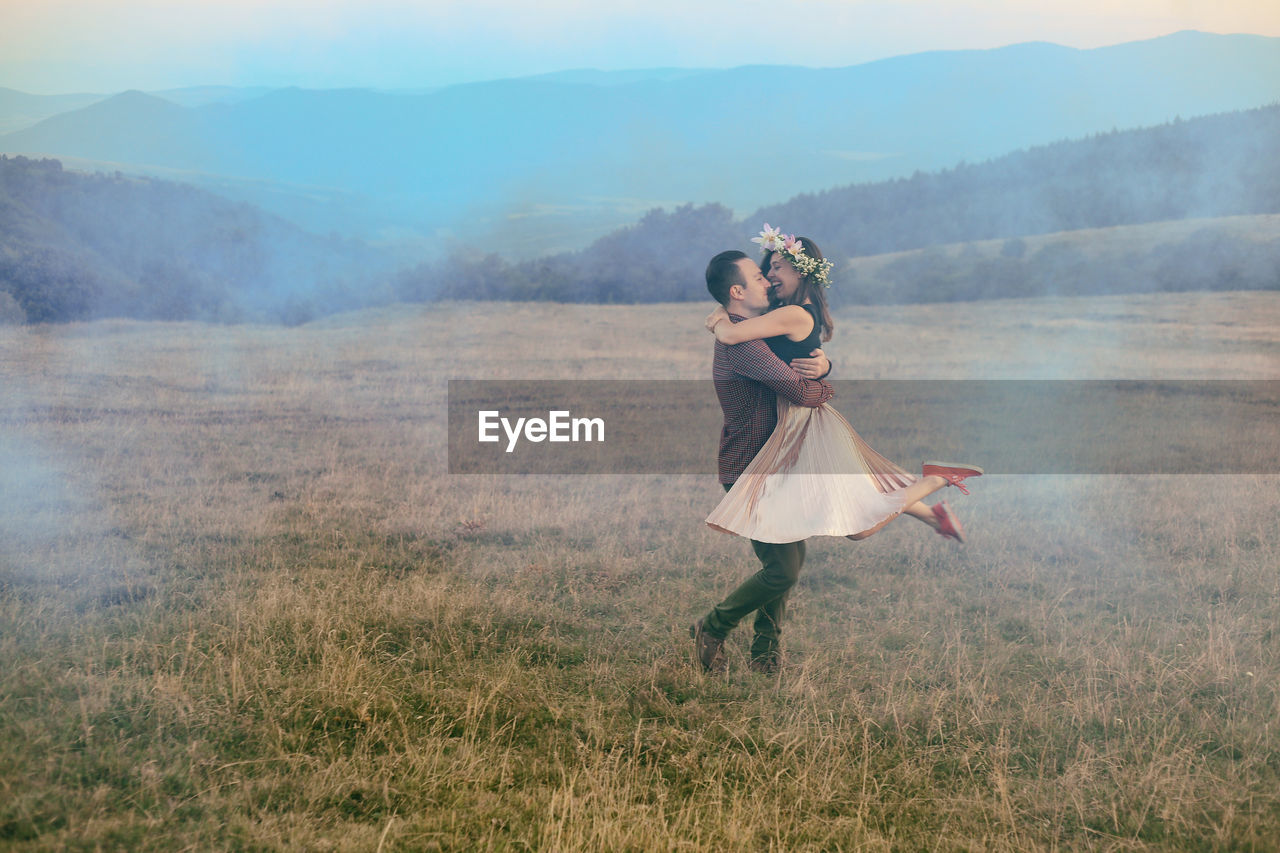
[706,251,771,317]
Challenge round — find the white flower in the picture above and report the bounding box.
[752,223,784,253]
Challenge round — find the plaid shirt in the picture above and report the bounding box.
[713,317,833,484]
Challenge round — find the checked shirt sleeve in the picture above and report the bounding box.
[726,339,833,407]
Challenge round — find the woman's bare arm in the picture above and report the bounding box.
[711,305,812,344]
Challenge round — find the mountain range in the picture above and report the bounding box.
[3,31,1279,257]
[4,101,1278,325]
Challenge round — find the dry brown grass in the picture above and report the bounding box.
[1,292,1278,850]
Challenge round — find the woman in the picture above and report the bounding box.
[703,225,978,544]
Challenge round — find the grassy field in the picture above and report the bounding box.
[1,292,1279,850]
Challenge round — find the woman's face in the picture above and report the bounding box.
[766,253,803,302]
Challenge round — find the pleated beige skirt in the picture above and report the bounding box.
[707,399,918,543]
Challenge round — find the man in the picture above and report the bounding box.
[692,250,832,675]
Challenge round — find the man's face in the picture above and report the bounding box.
[732,258,773,315]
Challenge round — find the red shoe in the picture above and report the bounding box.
[932,500,965,544]
[922,461,984,495]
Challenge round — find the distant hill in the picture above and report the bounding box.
[840,214,1280,304]
[394,104,1280,305]
[0,156,392,324]
[4,31,1279,256]
[755,103,1280,255]
[0,88,105,135]
[519,68,715,86]
[147,86,279,108]
[0,86,279,135]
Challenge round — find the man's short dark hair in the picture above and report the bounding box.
[706,250,748,306]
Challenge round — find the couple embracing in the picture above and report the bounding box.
[690,226,981,675]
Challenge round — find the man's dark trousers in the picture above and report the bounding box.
[702,484,805,663]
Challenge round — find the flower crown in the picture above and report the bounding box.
[751,223,834,288]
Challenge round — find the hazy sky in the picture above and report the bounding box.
[3,0,1279,94]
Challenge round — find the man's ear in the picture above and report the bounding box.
[727,283,745,302]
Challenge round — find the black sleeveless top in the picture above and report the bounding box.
[765,303,822,363]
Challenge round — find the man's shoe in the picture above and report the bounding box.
[932,500,966,544]
[749,655,781,676]
[690,619,727,673]
[922,461,984,495]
